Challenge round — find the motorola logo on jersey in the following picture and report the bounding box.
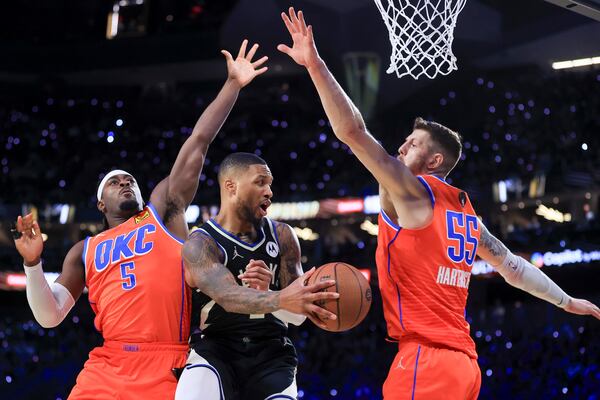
[266,241,279,258]
[94,224,157,272]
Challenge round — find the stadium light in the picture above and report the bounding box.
[552,56,600,70]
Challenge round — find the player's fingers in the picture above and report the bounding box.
[298,11,307,35]
[308,25,314,41]
[237,39,248,59]
[221,50,234,63]
[276,44,292,56]
[289,7,299,27]
[16,216,24,233]
[309,279,336,292]
[246,43,259,61]
[306,313,328,329]
[254,67,268,76]
[241,279,265,288]
[247,266,272,278]
[32,221,42,237]
[246,259,268,269]
[238,271,268,281]
[281,11,296,33]
[252,56,268,68]
[299,267,316,286]
[310,291,339,303]
[307,304,337,321]
[243,265,270,275]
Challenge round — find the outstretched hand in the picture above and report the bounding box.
[13,213,44,266]
[222,39,269,88]
[564,297,600,320]
[277,7,321,69]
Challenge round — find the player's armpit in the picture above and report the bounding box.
[182,231,281,314]
[275,222,303,288]
[476,224,509,267]
[55,240,86,301]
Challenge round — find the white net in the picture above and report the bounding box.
[373,0,467,80]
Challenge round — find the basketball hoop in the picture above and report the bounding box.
[373,0,467,80]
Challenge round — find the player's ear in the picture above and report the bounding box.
[429,152,444,170]
[224,179,237,196]
[97,200,106,213]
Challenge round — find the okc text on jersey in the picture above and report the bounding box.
[94,224,157,271]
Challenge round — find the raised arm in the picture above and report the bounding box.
[182,231,338,324]
[13,213,85,328]
[478,223,600,320]
[150,40,269,221]
[277,8,430,228]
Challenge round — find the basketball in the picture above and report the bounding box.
[306,262,372,332]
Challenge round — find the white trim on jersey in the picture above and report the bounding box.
[266,218,279,245]
[200,299,216,331]
[264,372,298,399]
[196,228,229,267]
[206,219,267,251]
[175,350,225,400]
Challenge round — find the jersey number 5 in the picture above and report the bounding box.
[446,211,478,265]
[120,262,137,290]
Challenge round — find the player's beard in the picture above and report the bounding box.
[119,199,140,213]
[236,200,262,230]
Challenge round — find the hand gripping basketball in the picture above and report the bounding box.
[279,267,339,329]
[305,263,372,332]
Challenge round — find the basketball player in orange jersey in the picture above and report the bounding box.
[278,8,600,399]
[12,39,269,399]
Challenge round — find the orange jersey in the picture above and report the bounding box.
[376,175,480,359]
[82,204,190,343]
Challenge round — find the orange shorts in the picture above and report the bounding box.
[68,341,188,400]
[383,341,481,400]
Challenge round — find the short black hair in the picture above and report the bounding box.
[217,152,268,183]
[413,117,462,174]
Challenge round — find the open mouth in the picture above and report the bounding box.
[259,200,271,215]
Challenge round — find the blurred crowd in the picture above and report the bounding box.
[1,68,599,210]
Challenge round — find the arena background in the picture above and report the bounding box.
[1,0,599,398]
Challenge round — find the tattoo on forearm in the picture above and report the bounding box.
[183,231,280,314]
[276,222,302,288]
[480,225,508,260]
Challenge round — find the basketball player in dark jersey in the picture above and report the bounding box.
[176,152,337,400]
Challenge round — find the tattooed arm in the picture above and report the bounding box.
[272,221,307,326]
[182,231,340,319]
[478,224,600,320]
[276,221,303,288]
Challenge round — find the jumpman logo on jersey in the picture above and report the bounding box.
[232,246,244,260]
[395,356,406,370]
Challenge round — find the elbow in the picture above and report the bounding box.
[341,127,368,146]
[36,315,61,329]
